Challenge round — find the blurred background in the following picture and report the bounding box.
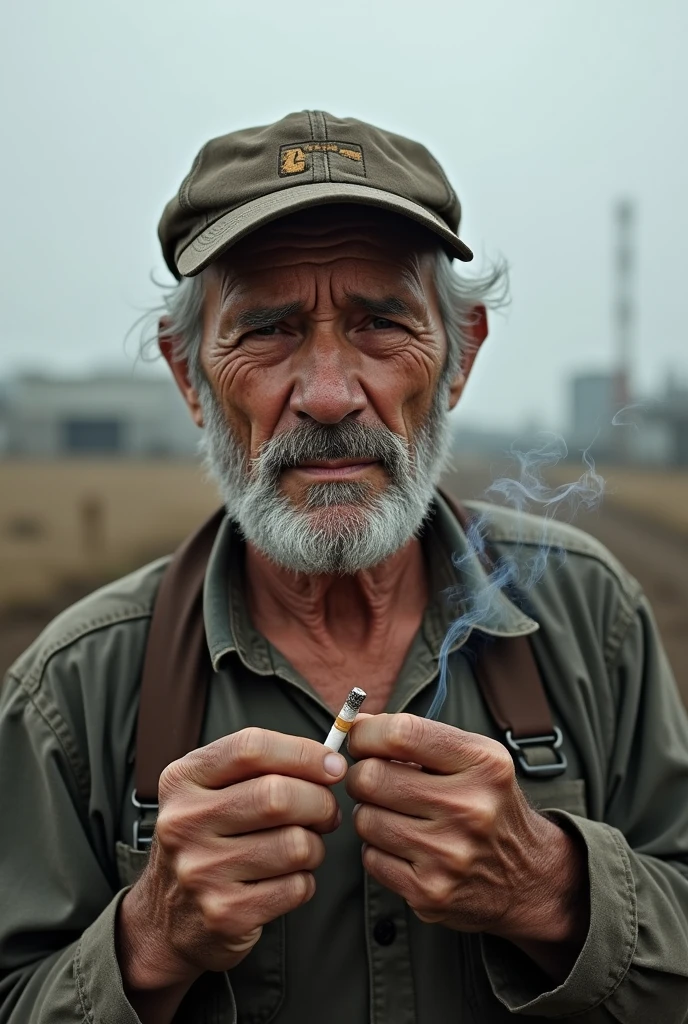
[1,1,686,696]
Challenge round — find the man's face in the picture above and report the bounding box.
[174,207,465,573]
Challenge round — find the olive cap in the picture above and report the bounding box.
[158,111,473,278]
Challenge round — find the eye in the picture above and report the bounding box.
[250,325,279,337]
[370,317,397,330]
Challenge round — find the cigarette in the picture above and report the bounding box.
[323,687,367,752]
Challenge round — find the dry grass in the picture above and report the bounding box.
[593,467,688,536]
[0,458,686,613]
[0,460,220,610]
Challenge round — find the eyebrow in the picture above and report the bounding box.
[229,293,420,332]
[344,293,418,320]
[232,301,303,331]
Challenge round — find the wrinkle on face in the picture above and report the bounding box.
[198,209,450,477]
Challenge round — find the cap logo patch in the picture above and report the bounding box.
[279,141,364,177]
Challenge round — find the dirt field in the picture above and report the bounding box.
[1,458,687,704]
[0,460,220,610]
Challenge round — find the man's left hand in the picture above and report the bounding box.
[346,713,589,963]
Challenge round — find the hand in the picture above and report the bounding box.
[346,714,588,957]
[118,728,347,1002]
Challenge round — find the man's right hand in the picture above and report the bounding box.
[117,728,347,1014]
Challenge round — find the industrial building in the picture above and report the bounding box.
[567,202,688,467]
[568,371,688,467]
[0,372,200,458]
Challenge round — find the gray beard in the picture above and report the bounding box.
[196,380,452,575]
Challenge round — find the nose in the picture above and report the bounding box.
[289,330,367,424]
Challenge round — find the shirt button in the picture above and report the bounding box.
[373,918,397,946]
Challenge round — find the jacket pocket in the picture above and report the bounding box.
[115,840,150,888]
[230,916,286,1024]
[519,777,588,817]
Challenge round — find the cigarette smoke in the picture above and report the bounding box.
[611,404,644,430]
[426,434,606,719]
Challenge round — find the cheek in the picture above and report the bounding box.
[206,352,292,456]
[363,339,443,434]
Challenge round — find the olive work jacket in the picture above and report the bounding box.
[2,494,688,1024]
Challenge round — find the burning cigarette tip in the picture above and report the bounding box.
[345,687,367,712]
[323,687,368,752]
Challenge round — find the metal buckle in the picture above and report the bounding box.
[131,790,158,851]
[505,726,567,778]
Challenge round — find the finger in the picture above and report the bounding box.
[353,803,431,864]
[361,845,451,924]
[361,844,423,907]
[216,775,340,836]
[238,871,317,925]
[348,714,502,775]
[205,871,317,935]
[347,758,446,818]
[351,715,421,769]
[220,826,326,882]
[168,775,341,839]
[161,728,348,793]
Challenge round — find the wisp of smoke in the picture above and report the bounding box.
[611,404,645,431]
[426,434,605,719]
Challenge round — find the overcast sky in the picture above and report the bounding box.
[1,0,686,433]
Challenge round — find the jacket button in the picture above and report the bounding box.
[373,918,397,946]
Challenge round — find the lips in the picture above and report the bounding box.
[296,458,378,470]
[289,458,380,480]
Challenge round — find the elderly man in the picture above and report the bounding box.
[1,111,688,1024]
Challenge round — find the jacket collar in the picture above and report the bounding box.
[203,491,539,674]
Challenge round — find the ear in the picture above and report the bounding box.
[448,304,488,410]
[158,316,205,428]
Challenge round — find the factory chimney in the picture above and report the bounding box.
[614,200,635,458]
[614,200,635,404]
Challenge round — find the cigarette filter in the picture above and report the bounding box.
[323,687,367,752]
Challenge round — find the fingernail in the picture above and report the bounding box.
[324,752,347,776]
[334,808,343,828]
[352,803,361,817]
[361,842,369,857]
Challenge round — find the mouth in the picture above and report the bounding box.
[289,458,380,481]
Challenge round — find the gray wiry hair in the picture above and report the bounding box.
[148,250,509,387]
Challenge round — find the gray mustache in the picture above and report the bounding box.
[252,421,410,478]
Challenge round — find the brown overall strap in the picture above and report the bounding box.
[133,508,224,807]
[438,492,559,744]
[132,498,565,841]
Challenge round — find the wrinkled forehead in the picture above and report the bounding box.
[207,205,441,289]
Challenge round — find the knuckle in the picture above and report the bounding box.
[421,873,454,909]
[296,739,316,772]
[355,759,386,799]
[309,835,326,869]
[233,727,270,768]
[289,871,314,905]
[257,774,293,820]
[158,757,189,800]
[282,826,312,867]
[352,802,371,835]
[261,873,312,917]
[320,789,339,823]
[154,807,188,851]
[175,854,205,892]
[200,894,232,934]
[445,843,471,876]
[467,795,499,835]
[488,744,516,787]
[387,712,420,750]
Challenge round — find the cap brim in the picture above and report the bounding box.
[175,181,473,277]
